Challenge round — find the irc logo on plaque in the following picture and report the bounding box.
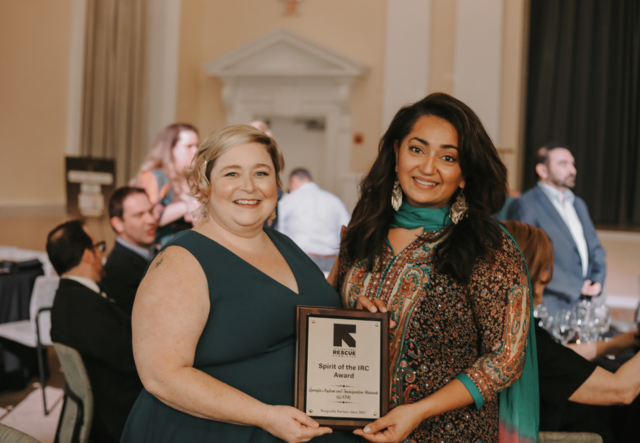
[333,324,356,357]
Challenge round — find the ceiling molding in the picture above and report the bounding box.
[203,28,366,78]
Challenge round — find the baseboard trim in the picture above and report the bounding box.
[598,230,640,243]
[607,294,639,310]
[0,204,67,219]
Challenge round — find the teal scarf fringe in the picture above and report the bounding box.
[498,226,540,443]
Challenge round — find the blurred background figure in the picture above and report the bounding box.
[277,168,350,273]
[104,187,157,316]
[47,221,141,443]
[507,143,606,317]
[249,120,273,137]
[133,123,200,248]
[503,220,640,443]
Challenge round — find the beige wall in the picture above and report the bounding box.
[0,0,531,251]
[0,0,74,206]
[176,0,387,174]
[428,0,528,191]
[0,0,76,250]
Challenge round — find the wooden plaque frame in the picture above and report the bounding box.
[294,306,389,430]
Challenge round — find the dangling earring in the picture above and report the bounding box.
[450,189,468,224]
[391,174,403,211]
[267,209,277,227]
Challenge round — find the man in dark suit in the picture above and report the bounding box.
[507,143,606,316]
[103,187,157,316]
[47,220,142,443]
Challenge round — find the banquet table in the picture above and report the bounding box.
[0,262,45,392]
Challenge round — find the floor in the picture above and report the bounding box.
[0,347,65,442]
[0,230,638,441]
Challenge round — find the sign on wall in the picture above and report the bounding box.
[65,157,115,218]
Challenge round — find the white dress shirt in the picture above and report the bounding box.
[538,181,589,277]
[277,182,351,256]
[63,275,106,298]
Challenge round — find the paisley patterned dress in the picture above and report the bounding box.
[337,229,530,443]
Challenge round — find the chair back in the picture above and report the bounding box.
[53,343,93,443]
[29,276,59,346]
[539,432,603,443]
[0,424,40,443]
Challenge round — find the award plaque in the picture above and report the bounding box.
[294,306,389,430]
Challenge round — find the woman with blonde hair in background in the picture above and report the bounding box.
[121,125,358,443]
[133,123,200,247]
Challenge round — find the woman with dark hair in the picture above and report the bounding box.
[330,93,538,442]
[133,123,200,247]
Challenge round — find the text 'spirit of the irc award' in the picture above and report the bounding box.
[305,317,381,419]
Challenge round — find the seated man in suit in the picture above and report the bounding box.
[103,187,157,316]
[507,143,606,316]
[47,220,142,443]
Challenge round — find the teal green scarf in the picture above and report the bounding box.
[389,202,452,231]
[498,226,540,443]
[390,206,539,443]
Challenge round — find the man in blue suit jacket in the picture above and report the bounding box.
[507,143,606,316]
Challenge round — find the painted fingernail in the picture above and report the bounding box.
[371,307,377,312]
[364,426,371,433]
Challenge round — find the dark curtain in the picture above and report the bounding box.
[524,0,640,227]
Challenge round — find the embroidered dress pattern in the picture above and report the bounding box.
[337,230,530,443]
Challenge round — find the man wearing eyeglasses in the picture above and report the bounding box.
[47,220,142,443]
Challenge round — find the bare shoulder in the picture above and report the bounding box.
[135,246,209,314]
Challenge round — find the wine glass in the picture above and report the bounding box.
[592,305,611,340]
[572,300,593,343]
[533,305,553,330]
[553,309,576,345]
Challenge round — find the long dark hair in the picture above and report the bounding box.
[342,93,507,282]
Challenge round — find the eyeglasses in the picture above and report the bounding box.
[94,241,106,252]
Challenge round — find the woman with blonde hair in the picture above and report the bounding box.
[133,123,200,246]
[121,125,358,443]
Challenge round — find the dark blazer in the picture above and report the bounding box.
[50,279,142,443]
[507,185,606,313]
[103,240,149,316]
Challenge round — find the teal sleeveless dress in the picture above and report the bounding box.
[121,229,358,442]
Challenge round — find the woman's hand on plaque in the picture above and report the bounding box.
[261,405,332,443]
[353,404,423,442]
[356,296,397,329]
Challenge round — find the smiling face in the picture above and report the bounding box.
[394,115,465,209]
[207,143,278,232]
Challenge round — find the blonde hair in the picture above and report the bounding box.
[134,123,199,188]
[187,125,285,207]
